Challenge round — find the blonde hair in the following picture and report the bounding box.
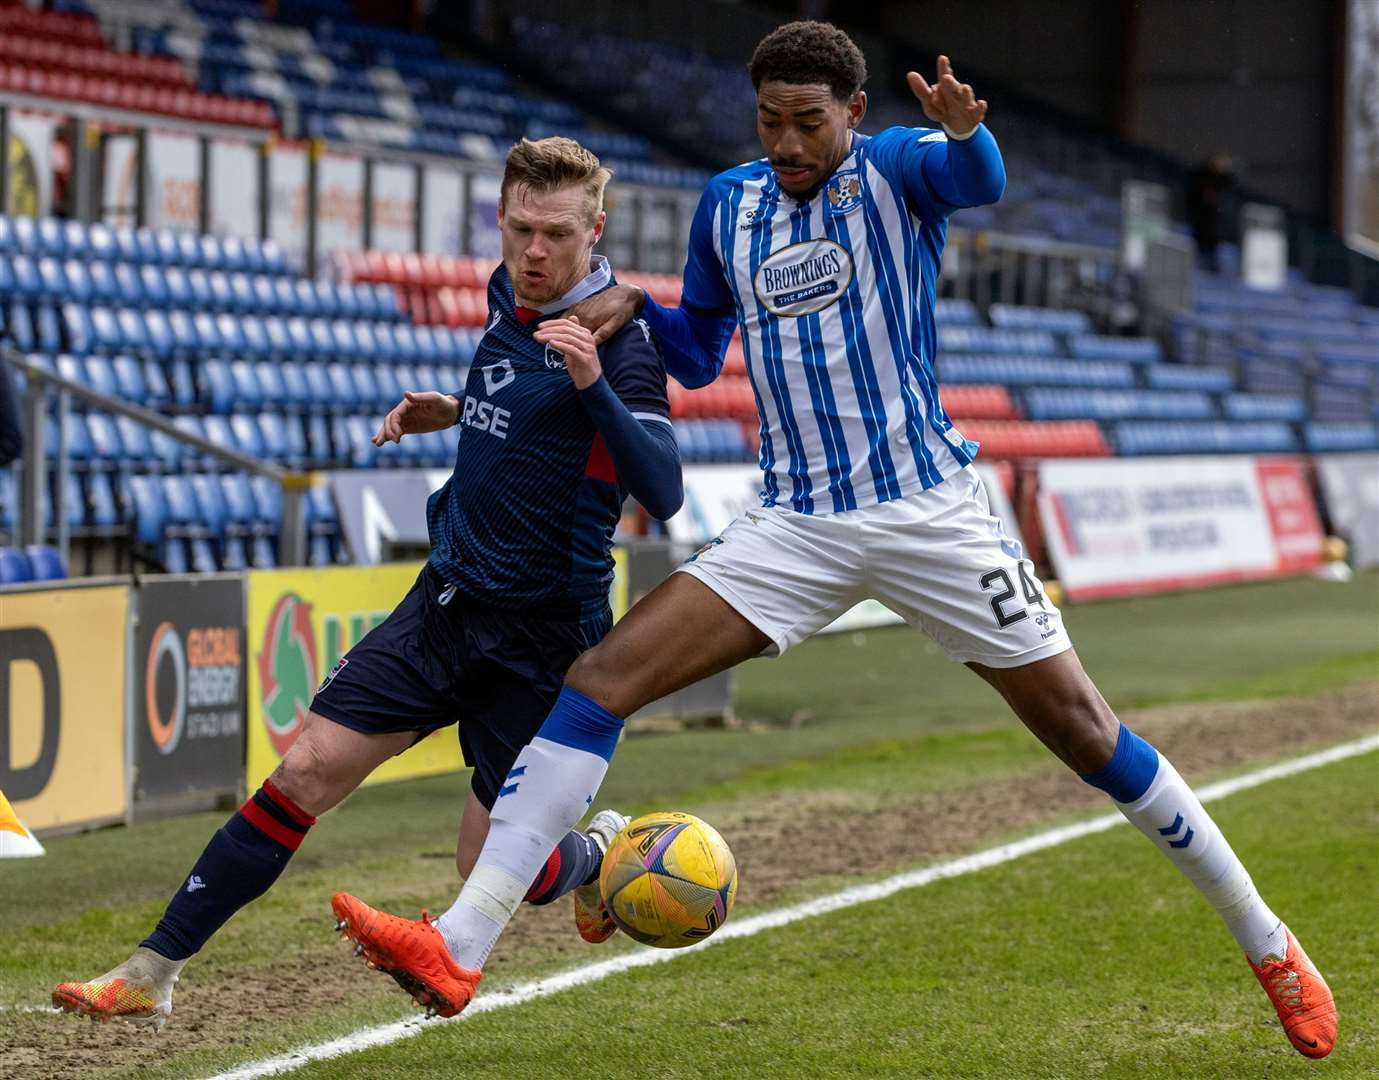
[500,137,611,224]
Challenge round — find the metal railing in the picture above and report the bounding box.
[1,348,311,569]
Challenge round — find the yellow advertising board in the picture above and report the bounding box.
[245,552,633,792]
[1,584,129,833]
[245,563,460,790]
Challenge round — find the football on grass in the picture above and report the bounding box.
[599,811,738,948]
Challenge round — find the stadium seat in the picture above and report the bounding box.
[25,544,67,581]
[0,547,34,584]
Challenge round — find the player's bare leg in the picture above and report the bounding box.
[971,650,1337,1058]
[341,573,771,1016]
[54,715,413,1027]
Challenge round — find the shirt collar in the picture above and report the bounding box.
[530,255,612,315]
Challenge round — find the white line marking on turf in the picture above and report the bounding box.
[210,734,1378,1080]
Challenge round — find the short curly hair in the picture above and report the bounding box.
[748,21,867,101]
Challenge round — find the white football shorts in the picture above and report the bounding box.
[676,466,1072,667]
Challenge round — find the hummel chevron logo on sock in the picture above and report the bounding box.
[1157,812,1195,848]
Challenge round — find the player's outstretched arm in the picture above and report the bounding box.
[372,390,460,447]
[899,55,1006,212]
[568,285,733,391]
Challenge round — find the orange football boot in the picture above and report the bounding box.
[1248,927,1337,1059]
[332,893,481,1018]
[52,946,185,1027]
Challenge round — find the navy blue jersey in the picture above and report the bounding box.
[426,264,671,618]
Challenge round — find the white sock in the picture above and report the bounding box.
[435,736,612,970]
[1114,752,1287,963]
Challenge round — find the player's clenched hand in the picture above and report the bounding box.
[907,55,987,136]
[534,315,603,390]
[566,284,643,346]
[373,390,459,446]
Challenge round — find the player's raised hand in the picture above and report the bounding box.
[373,390,459,446]
[907,56,987,136]
[534,315,603,390]
[566,284,643,346]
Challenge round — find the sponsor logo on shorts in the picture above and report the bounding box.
[685,536,725,564]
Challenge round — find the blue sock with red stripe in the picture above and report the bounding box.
[141,779,316,961]
[523,829,601,906]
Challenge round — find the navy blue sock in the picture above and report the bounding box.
[141,779,316,961]
[523,829,602,906]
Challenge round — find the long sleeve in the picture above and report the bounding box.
[639,181,739,390]
[577,375,682,520]
[639,296,735,390]
[869,123,1006,225]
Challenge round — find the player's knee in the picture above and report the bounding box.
[1051,686,1118,773]
[269,730,334,813]
[565,643,641,717]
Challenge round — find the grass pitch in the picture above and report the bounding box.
[0,572,1375,1079]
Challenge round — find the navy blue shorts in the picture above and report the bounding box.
[311,565,612,809]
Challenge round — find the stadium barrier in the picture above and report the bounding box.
[132,574,246,820]
[1317,453,1379,569]
[244,562,457,792]
[1036,455,1324,600]
[1,577,130,834]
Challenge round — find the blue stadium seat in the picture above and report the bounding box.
[302,363,335,411]
[252,274,278,314]
[165,309,198,355]
[25,544,67,581]
[274,276,300,315]
[112,226,140,264]
[6,301,34,352]
[306,413,333,465]
[140,309,173,360]
[189,474,229,537]
[1144,364,1236,393]
[87,472,119,528]
[187,268,213,311]
[176,232,201,268]
[37,257,68,299]
[109,355,145,400]
[0,547,34,584]
[286,317,315,358]
[239,316,269,359]
[259,239,287,276]
[327,363,361,411]
[152,229,179,266]
[216,313,246,355]
[56,354,93,395]
[10,255,40,300]
[250,475,282,529]
[990,304,1091,334]
[88,222,115,262]
[263,316,292,357]
[229,414,265,459]
[230,272,256,313]
[350,365,380,409]
[219,473,258,533]
[201,360,236,414]
[36,218,65,258]
[208,271,235,312]
[83,357,120,400]
[391,323,420,363]
[114,415,155,467]
[85,413,124,467]
[36,304,60,353]
[126,474,167,546]
[61,259,92,304]
[139,264,169,307]
[220,236,248,274]
[199,234,226,271]
[140,358,171,407]
[113,263,144,306]
[313,280,341,319]
[254,413,289,461]
[0,217,15,254]
[164,267,192,308]
[1222,394,1306,422]
[1304,422,1379,452]
[61,221,89,261]
[87,261,116,304]
[294,279,322,318]
[192,312,224,354]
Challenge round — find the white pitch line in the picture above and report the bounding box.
[208,733,1379,1080]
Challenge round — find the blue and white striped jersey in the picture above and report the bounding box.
[668,125,1005,514]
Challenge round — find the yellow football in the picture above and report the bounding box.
[599,811,738,949]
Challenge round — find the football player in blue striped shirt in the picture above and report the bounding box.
[334,23,1335,1058]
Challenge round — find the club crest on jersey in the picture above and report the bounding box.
[543,344,567,370]
[753,238,854,317]
[826,170,862,212]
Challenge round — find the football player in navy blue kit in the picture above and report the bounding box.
[53,136,682,1027]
